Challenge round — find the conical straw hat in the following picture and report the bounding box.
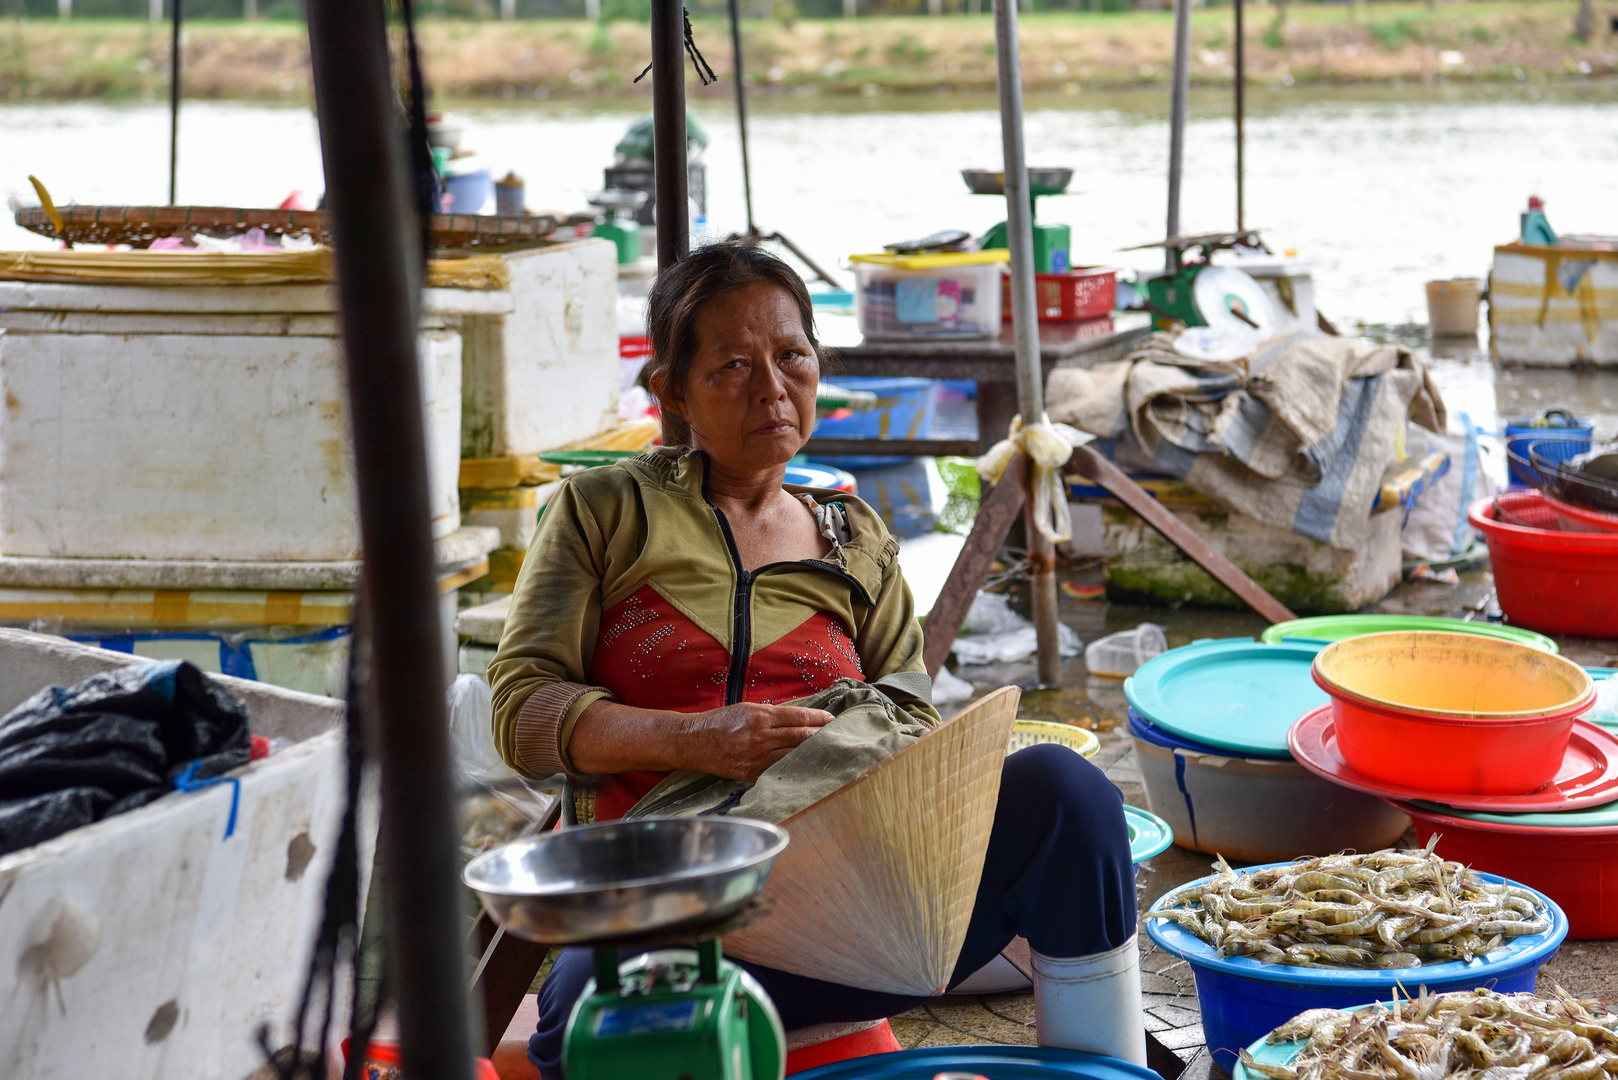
[724,685,1021,996]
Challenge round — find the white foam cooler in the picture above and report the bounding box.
[0,280,510,562]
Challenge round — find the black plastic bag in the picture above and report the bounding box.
[0,659,251,857]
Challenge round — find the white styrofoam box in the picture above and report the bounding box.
[0,282,507,561]
[1098,502,1402,613]
[461,238,620,458]
[463,480,561,550]
[0,628,368,1080]
[1490,247,1618,366]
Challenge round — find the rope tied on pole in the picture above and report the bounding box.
[976,414,1081,546]
[635,7,718,86]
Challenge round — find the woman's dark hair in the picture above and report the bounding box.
[645,240,820,447]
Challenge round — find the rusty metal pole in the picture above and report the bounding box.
[168,0,180,204]
[651,0,689,267]
[1235,0,1246,232]
[993,0,1061,687]
[1166,0,1192,272]
[303,0,476,1073]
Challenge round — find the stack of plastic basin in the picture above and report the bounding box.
[1469,492,1618,637]
[1124,639,1409,862]
[1310,631,1595,795]
[1382,666,1618,941]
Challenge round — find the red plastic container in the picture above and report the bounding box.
[1311,631,1595,795]
[1546,491,1618,532]
[1000,266,1117,322]
[1470,493,1618,637]
[341,1040,500,1080]
[1395,800,1618,941]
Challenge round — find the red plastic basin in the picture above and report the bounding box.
[1546,492,1618,532]
[1470,493,1618,638]
[1312,631,1595,795]
[1396,801,1618,941]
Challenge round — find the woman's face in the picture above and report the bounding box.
[660,282,819,473]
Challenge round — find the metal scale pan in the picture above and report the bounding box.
[463,817,789,946]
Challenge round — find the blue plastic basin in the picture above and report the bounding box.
[1126,707,1291,759]
[790,1046,1163,1080]
[1145,864,1567,1073]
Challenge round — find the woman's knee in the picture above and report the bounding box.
[1000,743,1124,822]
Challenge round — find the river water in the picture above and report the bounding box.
[5,82,1617,323]
[4,83,1618,434]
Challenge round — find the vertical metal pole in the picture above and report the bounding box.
[1234,0,1245,232]
[168,0,180,205]
[1165,0,1191,272]
[650,0,689,268]
[992,0,1061,687]
[304,0,475,1073]
[727,0,757,235]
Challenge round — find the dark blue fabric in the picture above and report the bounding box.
[529,745,1135,1079]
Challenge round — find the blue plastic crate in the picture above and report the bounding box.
[810,376,937,468]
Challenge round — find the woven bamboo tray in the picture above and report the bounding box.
[13,204,562,249]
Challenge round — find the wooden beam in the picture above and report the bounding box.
[921,452,1028,677]
[469,794,563,1055]
[1066,444,1296,625]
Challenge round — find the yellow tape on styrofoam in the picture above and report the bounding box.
[0,249,511,290]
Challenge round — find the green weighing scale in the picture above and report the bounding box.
[963,167,1074,274]
[589,189,649,265]
[464,818,791,1080]
[1128,229,1273,331]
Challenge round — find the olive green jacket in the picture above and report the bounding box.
[488,447,939,781]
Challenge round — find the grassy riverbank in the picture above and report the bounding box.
[0,2,1613,101]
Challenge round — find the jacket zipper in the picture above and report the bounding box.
[709,503,754,706]
[707,493,876,707]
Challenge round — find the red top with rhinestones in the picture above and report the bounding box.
[586,584,865,821]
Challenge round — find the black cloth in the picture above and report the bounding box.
[0,659,251,856]
[530,744,1138,1078]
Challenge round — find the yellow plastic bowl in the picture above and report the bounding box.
[1008,720,1100,758]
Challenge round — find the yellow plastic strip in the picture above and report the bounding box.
[458,418,662,490]
[849,249,1011,270]
[0,248,509,290]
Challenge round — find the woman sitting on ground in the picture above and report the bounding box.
[489,240,1142,1079]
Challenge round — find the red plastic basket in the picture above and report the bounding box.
[1469,492,1618,637]
[1000,266,1117,322]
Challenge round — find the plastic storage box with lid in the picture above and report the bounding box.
[851,249,1008,341]
[1146,865,1567,1072]
[1123,639,1409,861]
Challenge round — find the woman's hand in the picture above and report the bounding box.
[679,703,836,782]
[567,699,834,781]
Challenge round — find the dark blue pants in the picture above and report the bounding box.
[529,745,1136,1079]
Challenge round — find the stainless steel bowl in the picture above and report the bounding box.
[463,817,789,945]
[961,167,1074,196]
